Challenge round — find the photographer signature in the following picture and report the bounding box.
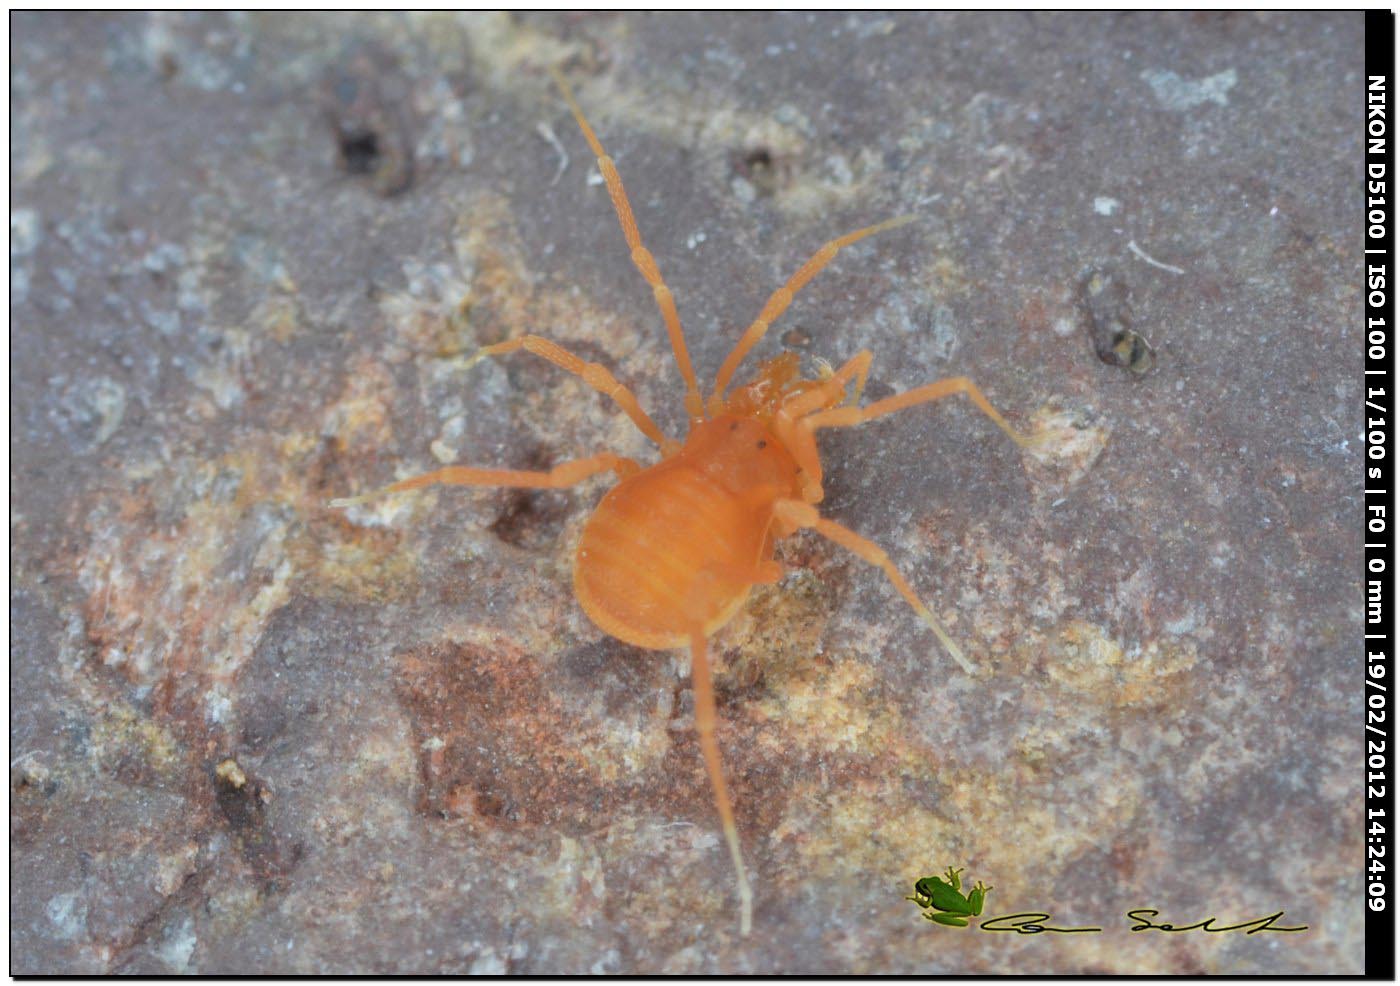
[979,910,1307,935]
[906,869,1306,935]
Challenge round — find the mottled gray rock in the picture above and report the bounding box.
[12,11,1362,973]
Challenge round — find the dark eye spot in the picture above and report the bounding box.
[757,440,768,449]
[730,422,739,432]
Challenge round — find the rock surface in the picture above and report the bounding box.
[12,11,1362,974]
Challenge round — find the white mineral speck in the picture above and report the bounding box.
[46,892,86,939]
[205,687,232,724]
[470,948,507,975]
[157,917,197,972]
[87,376,128,446]
[1140,67,1238,111]
[430,439,457,464]
[11,208,41,255]
[825,153,854,186]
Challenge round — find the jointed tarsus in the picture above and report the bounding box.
[551,67,705,422]
[689,632,754,936]
[767,367,1037,674]
[772,499,976,675]
[806,375,1035,449]
[328,452,639,509]
[708,215,915,415]
[460,334,677,453]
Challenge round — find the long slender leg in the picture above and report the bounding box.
[772,500,976,675]
[551,68,704,422]
[785,350,872,419]
[805,376,1034,448]
[328,452,639,509]
[689,632,754,936]
[461,334,676,453]
[708,217,913,414]
[770,351,873,503]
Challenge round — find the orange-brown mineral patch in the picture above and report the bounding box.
[394,639,634,831]
[78,464,294,718]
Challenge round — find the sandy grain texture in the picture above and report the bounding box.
[12,11,1362,973]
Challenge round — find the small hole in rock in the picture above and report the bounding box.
[745,147,773,171]
[781,326,812,348]
[738,146,782,197]
[340,129,381,174]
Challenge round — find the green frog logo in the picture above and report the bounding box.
[907,866,992,927]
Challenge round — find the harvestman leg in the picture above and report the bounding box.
[771,350,873,502]
[708,217,913,415]
[771,499,977,675]
[328,452,640,508]
[776,376,1036,668]
[551,68,705,422]
[805,376,1036,448]
[688,632,754,936]
[461,334,677,452]
[778,368,1036,503]
[678,558,776,937]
